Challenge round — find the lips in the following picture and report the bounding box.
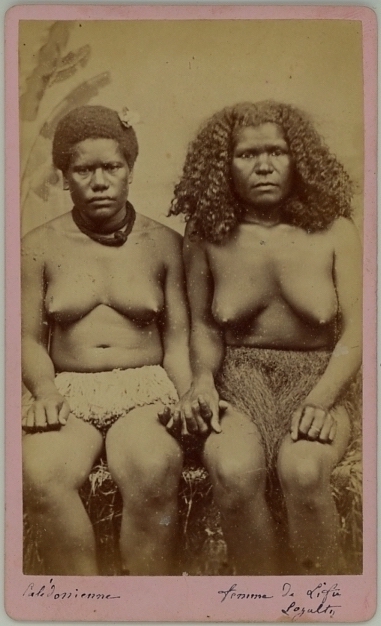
[89,197,115,204]
[254,182,277,188]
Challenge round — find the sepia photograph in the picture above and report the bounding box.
[5,4,377,623]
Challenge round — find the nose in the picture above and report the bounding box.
[91,168,108,189]
[254,153,274,174]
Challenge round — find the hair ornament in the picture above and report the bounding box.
[118,107,141,129]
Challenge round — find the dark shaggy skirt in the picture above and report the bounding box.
[216,346,361,469]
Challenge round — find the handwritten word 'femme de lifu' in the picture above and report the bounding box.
[218,582,342,619]
[23,579,120,601]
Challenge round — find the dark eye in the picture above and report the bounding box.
[75,167,91,175]
[104,163,121,173]
[238,151,254,159]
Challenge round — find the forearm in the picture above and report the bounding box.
[190,324,225,385]
[305,334,362,409]
[163,344,192,397]
[22,337,57,398]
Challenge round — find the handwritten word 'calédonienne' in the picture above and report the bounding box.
[23,579,120,601]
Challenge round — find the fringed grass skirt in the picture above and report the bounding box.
[216,346,361,469]
[23,366,178,434]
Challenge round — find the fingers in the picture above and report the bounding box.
[184,403,198,435]
[158,406,183,438]
[290,407,303,441]
[46,400,61,427]
[194,413,209,436]
[158,405,171,426]
[291,404,336,444]
[328,419,337,442]
[318,413,334,442]
[298,406,317,437]
[169,409,183,437]
[58,401,70,425]
[22,395,69,433]
[196,396,214,435]
[210,411,222,434]
[166,387,226,439]
[198,396,212,420]
[23,405,39,432]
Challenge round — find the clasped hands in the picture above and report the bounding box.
[160,389,337,444]
[158,385,228,438]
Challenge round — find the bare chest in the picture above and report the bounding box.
[208,226,337,325]
[44,235,164,322]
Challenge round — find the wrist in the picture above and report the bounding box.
[303,394,333,412]
[33,382,59,400]
[193,370,215,388]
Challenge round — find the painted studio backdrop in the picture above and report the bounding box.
[19,20,363,237]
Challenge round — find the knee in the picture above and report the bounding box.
[205,450,267,513]
[23,459,61,513]
[278,451,331,506]
[110,445,183,510]
[23,449,84,512]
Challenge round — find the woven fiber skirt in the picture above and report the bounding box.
[23,365,178,435]
[216,346,361,469]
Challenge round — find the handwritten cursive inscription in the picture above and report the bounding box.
[281,581,342,620]
[217,581,343,619]
[218,584,274,603]
[23,578,120,601]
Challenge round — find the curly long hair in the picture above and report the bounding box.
[169,101,353,243]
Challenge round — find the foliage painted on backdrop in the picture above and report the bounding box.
[20,21,111,219]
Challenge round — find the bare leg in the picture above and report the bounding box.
[277,406,351,574]
[23,415,103,575]
[106,403,183,575]
[203,406,278,575]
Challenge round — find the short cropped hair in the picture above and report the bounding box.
[52,105,139,173]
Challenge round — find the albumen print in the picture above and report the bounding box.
[5,4,377,622]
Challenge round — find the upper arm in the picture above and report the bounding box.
[160,229,190,344]
[21,230,48,345]
[333,218,362,338]
[183,222,217,328]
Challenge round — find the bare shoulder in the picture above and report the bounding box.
[22,213,72,251]
[329,217,362,249]
[135,212,183,251]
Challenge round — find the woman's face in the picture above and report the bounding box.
[231,123,293,210]
[64,138,132,222]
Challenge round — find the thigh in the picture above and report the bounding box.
[23,414,104,490]
[203,404,267,480]
[277,405,352,484]
[105,403,183,486]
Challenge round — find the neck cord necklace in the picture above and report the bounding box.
[72,201,136,247]
[242,216,281,227]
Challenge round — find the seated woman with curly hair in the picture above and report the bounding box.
[166,101,362,575]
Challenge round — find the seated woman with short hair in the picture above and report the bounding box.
[22,105,191,576]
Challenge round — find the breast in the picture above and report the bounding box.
[277,261,338,326]
[210,250,338,330]
[45,279,164,326]
[211,278,272,327]
[211,297,267,327]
